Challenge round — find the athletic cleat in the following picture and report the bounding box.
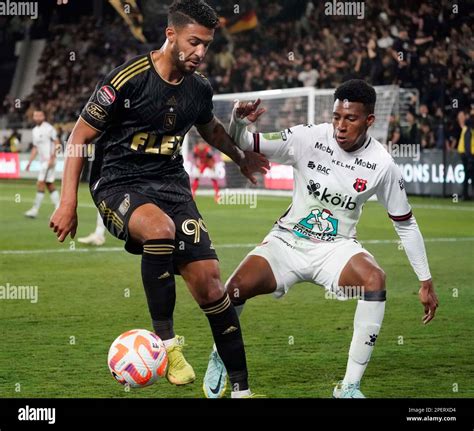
[332,381,365,398]
[203,350,228,398]
[231,390,265,398]
[165,335,195,385]
[24,208,38,218]
[77,233,106,246]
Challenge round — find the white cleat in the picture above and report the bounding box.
[24,208,38,218]
[77,233,106,246]
[333,381,365,398]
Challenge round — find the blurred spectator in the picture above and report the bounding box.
[457,111,474,200]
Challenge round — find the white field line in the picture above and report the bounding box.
[1,237,473,255]
[0,195,473,211]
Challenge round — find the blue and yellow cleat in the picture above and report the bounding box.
[332,381,365,398]
[203,350,228,398]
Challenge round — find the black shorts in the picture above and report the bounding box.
[91,188,218,273]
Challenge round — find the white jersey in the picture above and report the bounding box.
[32,122,58,162]
[252,123,412,243]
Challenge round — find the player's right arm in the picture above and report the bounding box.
[49,119,100,242]
[228,99,304,166]
[50,65,125,241]
[25,145,37,171]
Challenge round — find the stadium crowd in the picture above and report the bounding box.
[0,0,472,153]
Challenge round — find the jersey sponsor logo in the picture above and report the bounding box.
[354,157,377,170]
[353,178,367,192]
[164,113,177,131]
[317,164,330,175]
[96,85,116,106]
[307,180,357,210]
[314,141,334,156]
[308,161,331,175]
[332,159,355,171]
[85,102,108,122]
[293,208,338,242]
[130,132,183,157]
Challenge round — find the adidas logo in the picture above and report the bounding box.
[158,271,171,280]
[222,326,238,335]
[166,96,177,106]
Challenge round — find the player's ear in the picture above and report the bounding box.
[366,114,375,128]
[166,26,176,43]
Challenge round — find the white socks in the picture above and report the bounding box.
[50,190,59,209]
[94,212,106,237]
[33,191,45,210]
[343,299,385,385]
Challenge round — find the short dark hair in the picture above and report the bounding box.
[168,0,219,29]
[334,79,377,114]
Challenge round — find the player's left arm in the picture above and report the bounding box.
[196,115,269,185]
[376,161,439,324]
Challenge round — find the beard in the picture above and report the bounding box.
[171,41,196,76]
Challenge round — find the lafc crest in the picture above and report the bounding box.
[164,113,176,131]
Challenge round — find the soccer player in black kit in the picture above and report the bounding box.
[50,0,269,398]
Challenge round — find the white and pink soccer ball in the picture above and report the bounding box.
[107,329,168,388]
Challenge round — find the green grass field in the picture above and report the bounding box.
[0,179,473,398]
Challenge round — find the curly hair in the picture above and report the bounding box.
[168,0,219,29]
[334,79,377,114]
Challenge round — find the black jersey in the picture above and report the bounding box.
[80,52,214,202]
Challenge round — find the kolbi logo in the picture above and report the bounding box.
[307,181,357,210]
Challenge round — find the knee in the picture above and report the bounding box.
[37,182,45,191]
[195,269,223,305]
[363,267,386,291]
[225,274,248,304]
[141,220,175,242]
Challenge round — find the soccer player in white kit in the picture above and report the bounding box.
[203,80,439,398]
[25,110,61,218]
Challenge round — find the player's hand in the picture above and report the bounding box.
[25,163,31,172]
[239,150,270,185]
[418,279,438,324]
[48,159,56,169]
[49,205,78,242]
[235,99,266,123]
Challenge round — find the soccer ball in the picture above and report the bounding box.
[107,329,168,388]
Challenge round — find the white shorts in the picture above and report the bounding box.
[248,226,374,300]
[38,162,56,183]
